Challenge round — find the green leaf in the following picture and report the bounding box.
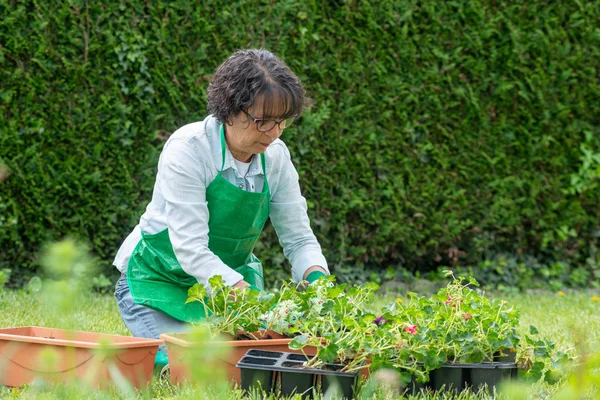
[186,283,206,303]
[318,343,339,364]
[544,368,562,385]
[529,325,539,335]
[327,285,345,298]
[257,291,274,303]
[399,371,412,387]
[526,361,545,382]
[288,334,309,350]
[207,275,225,291]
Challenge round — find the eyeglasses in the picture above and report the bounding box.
[243,110,296,132]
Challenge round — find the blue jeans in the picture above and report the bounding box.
[114,273,189,356]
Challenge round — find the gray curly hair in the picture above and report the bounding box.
[207,49,307,124]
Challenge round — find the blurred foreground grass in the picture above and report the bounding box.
[1,288,599,399]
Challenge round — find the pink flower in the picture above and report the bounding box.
[444,297,452,305]
[404,325,418,335]
[464,313,472,320]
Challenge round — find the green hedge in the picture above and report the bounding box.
[1,0,599,288]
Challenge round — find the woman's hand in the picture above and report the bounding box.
[229,280,258,301]
[233,280,251,290]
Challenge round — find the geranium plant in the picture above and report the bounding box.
[186,275,276,338]
[368,271,566,386]
[286,277,382,373]
[185,272,567,387]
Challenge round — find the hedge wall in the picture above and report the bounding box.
[1,0,599,287]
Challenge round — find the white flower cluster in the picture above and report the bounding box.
[312,279,334,297]
[309,296,325,314]
[262,300,303,334]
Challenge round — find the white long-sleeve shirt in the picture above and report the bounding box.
[113,115,328,287]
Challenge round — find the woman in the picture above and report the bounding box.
[112,49,329,366]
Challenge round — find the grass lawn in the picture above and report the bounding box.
[1,287,599,399]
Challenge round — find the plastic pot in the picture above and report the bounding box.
[238,354,278,394]
[0,326,162,388]
[406,372,431,395]
[431,364,468,392]
[279,353,316,399]
[410,362,518,394]
[470,363,518,391]
[320,364,358,399]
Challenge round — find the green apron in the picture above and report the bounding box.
[126,125,270,323]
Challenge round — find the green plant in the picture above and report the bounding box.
[185,272,568,387]
[286,277,382,373]
[186,275,277,338]
[367,273,567,387]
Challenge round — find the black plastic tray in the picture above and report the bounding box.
[409,362,518,394]
[236,349,360,399]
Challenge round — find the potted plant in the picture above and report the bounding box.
[253,278,379,398]
[367,272,565,394]
[161,275,317,385]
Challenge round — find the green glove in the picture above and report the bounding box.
[306,270,327,284]
[248,285,261,293]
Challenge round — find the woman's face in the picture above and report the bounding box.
[225,98,287,163]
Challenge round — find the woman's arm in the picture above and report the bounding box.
[268,142,329,282]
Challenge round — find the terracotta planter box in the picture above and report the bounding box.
[0,326,163,388]
[161,331,317,385]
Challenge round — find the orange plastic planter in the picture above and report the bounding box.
[161,331,317,385]
[0,326,163,388]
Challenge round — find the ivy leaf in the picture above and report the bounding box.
[534,343,550,358]
[289,334,309,350]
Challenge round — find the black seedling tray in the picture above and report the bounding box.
[236,349,360,399]
[409,362,518,394]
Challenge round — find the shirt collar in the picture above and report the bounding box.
[223,149,264,177]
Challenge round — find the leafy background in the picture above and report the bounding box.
[1,0,599,289]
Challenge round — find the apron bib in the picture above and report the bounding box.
[127,125,270,323]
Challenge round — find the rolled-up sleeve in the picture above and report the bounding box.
[159,138,244,287]
[269,144,329,282]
